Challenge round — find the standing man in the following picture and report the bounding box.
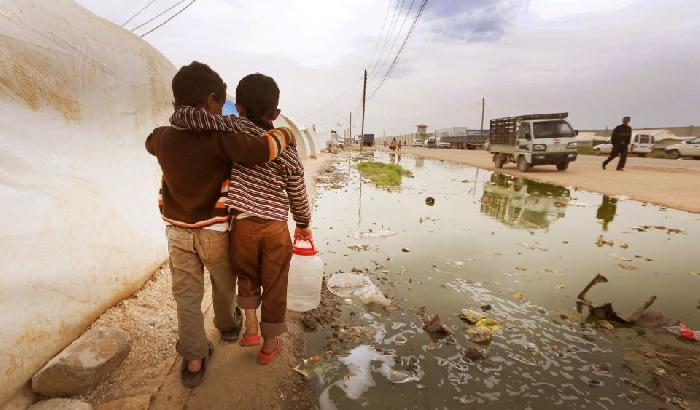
[602,116,632,171]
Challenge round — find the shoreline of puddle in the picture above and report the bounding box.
[297,151,700,410]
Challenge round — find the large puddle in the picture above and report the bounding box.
[302,151,700,409]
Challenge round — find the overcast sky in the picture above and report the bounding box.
[77,0,700,137]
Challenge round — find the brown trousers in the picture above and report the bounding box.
[230,218,292,338]
[166,226,237,360]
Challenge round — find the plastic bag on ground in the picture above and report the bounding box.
[327,272,391,306]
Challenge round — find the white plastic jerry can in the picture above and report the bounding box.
[287,239,324,312]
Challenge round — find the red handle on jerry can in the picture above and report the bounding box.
[293,238,317,256]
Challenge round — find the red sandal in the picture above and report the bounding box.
[257,338,282,365]
[239,334,261,347]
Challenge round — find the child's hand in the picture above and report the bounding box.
[294,227,312,241]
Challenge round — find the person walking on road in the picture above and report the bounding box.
[602,116,632,171]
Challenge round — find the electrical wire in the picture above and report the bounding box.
[371,0,415,81]
[130,0,188,32]
[369,0,428,99]
[122,0,158,27]
[366,0,394,70]
[139,0,197,38]
[369,0,404,77]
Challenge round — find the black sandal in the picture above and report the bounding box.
[180,343,213,388]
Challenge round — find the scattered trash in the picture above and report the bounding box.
[355,228,397,239]
[378,362,421,384]
[597,320,615,330]
[595,235,614,247]
[690,272,700,277]
[554,284,566,289]
[418,308,452,335]
[654,367,666,376]
[463,346,487,361]
[401,247,411,253]
[610,253,633,262]
[480,304,492,312]
[327,272,391,306]
[666,325,699,341]
[588,379,603,387]
[475,318,504,333]
[393,334,408,345]
[348,244,370,252]
[518,242,548,251]
[635,255,654,262]
[618,262,639,271]
[458,309,486,324]
[578,274,657,324]
[515,266,527,272]
[425,197,435,206]
[465,327,492,343]
[514,292,525,301]
[619,242,629,249]
[632,225,684,235]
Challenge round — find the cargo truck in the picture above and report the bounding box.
[489,113,578,172]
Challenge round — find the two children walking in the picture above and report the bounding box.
[146,62,311,387]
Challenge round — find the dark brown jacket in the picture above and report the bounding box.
[146,126,286,228]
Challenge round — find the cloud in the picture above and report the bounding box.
[423,0,527,41]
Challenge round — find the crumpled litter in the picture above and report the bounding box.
[327,272,391,306]
[475,318,504,333]
[595,235,614,247]
[420,313,453,335]
[459,308,486,324]
[465,327,492,343]
[378,362,421,384]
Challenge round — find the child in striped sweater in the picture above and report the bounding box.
[171,73,312,365]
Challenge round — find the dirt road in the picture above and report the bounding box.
[397,147,700,213]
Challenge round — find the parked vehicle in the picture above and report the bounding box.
[361,133,375,147]
[436,127,489,149]
[665,137,700,159]
[593,134,655,157]
[437,141,451,149]
[413,139,424,147]
[426,136,437,148]
[488,113,578,172]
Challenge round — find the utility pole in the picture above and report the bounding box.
[360,69,367,152]
[349,112,352,146]
[480,97,485,138]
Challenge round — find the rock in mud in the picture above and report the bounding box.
[28,399,93,410]
[32,327,131,396]
[425,197,435,206]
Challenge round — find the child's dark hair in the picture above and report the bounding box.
[172,61,226,107]
[235,73,280,119]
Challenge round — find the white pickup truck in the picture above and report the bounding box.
[593,134,655,157]
[665,137,700,159]
[488,113,578,172]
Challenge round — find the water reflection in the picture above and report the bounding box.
[596,195,618,231]
[480,173,570,230]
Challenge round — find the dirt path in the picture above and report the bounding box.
[58,154,332,410]
[395,147,700,213]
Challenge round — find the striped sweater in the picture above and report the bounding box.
[146,106,293,229]
[170,107,312,227]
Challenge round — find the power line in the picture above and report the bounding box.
[130,0,188,32]
[369,0,428,99]
[122,0,158,27]
[368,0,403,78]
[296,75,363,122]
[371,0,415,81]
[139,0,197,38]
[366,0,394,70]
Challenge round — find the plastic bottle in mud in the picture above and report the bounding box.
[287,239,324,312]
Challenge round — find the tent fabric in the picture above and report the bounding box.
[0,0,174,404]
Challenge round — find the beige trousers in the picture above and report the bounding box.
[166,225,237,360]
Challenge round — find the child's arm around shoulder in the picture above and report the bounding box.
[283,146,311,229]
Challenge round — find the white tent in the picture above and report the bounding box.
[0,1,174,404]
